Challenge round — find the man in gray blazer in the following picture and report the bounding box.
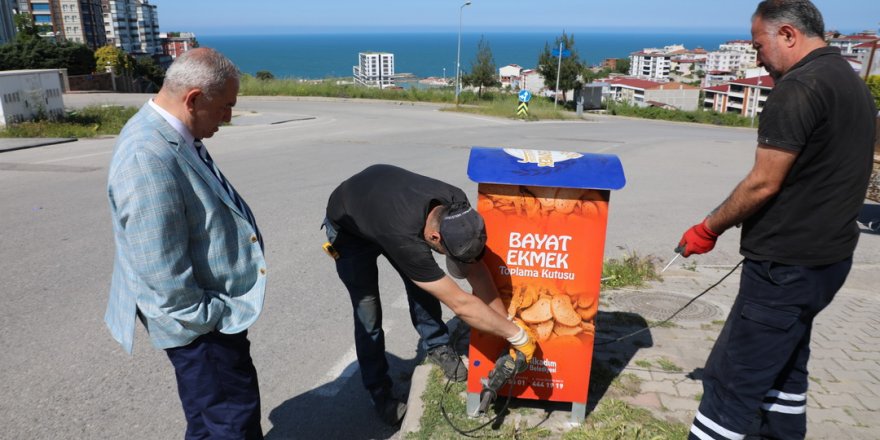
[105,48,266,439]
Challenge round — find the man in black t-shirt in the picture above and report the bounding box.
[677,2,877,439]
[323,164,536,425]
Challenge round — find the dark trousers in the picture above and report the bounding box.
[165,330,263,440]
[689,257,851,440]
[332,230,450,399]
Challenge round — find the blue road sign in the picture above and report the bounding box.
[552,49,571,58]
[518,90,532,103]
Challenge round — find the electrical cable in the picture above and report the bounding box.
[595,259,743,346]
[437,259,744,435]
[437,324,528,438]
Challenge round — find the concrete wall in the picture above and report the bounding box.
[68,72,115,91]
[645,87,700,111]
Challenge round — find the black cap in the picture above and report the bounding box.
[439,203,487,263]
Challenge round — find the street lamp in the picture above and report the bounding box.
[455,1,471,105]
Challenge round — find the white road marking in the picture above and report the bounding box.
[310,319,395,397]
[36,150,111,164]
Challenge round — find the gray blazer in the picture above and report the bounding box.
[105,103,266,353]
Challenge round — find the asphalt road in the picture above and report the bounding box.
[1,94,877,439]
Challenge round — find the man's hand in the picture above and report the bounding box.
[507,319,537,363]
[677,219,719,257]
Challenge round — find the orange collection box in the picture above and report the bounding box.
[465,147,626,423]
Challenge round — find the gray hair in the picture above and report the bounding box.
[163,48,240,100]
[753,0,825,38]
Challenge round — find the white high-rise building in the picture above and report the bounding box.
[102,0,160,55]
[353,52,396,88]
[629,50,672,81]
[0,0,16,44]
[707,40,757,74]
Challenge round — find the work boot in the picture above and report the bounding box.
[427,345,468,382]
[371,394,407,426]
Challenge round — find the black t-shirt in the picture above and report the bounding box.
[741,47,877,265]
[326,164,471,282]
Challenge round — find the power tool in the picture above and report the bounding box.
[476,350,528,415]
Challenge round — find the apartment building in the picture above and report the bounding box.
[17,0,54,36]
[59,0,105,48]
[829,33,879,58]
[705,40,757,79]
[353,52,395,88]
[629,50,671,80]
[499,64,523,88]
[102,0,161,55]
[702,75,774,117]
[498,64,545,94]
[15,0,105,49]
[161,32,197,59]
[0,0,15,43]
[604,77,700,111]
[853,40,880,76]
[629,45,694,81]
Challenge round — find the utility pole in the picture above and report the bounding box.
[455,1,471,105]
[864,41,877,81]
[554,42,563,109]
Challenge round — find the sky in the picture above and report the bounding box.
[150,0,879,36]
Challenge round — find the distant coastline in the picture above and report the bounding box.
[201,31,748,80]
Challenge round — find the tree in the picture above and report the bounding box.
[0,32,95,75]
[867,75,880,109]
[614,58,631,75]
[57,42,96,75]
[255,70,275,81]
[134,56,165,89]
[582,67,611,84]
[536,32,584,102]
[13,12,40,40]
[95,45,134,75]
[460,36,500,98]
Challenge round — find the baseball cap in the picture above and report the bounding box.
[439,203,487,264]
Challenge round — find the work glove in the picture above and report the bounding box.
[677,219,719,257]
[507,319,537,364]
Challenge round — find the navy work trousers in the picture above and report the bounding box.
[331,229,450,400]
[689,257,851,440]
[165,330,263,440]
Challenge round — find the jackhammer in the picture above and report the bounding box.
[474,350,529,415]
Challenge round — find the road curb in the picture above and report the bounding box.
[0,137,77,153]
[401,364,431,435]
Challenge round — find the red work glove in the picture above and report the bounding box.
[677,219,719,257]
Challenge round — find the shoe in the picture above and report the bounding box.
[373,395,407,425]
[427,345,468,382]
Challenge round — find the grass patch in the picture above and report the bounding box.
[609,373,642,397]
[240,74,458,103]
[442,94,573,120]
[694,392,703,401]
[648,320,678,328]
[239,74,573,121]
[0,105,138,138]
[607,102,754,127]
[408,367,551,440]
[656,358,683,373]
[563,399,689,440]
[601,252,661,289]
[634,359,653,369]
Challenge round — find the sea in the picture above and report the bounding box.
[199,31,748,80]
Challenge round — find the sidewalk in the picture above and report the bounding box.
[403,262,880,439]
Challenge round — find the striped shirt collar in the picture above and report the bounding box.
[148,99,196,149]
